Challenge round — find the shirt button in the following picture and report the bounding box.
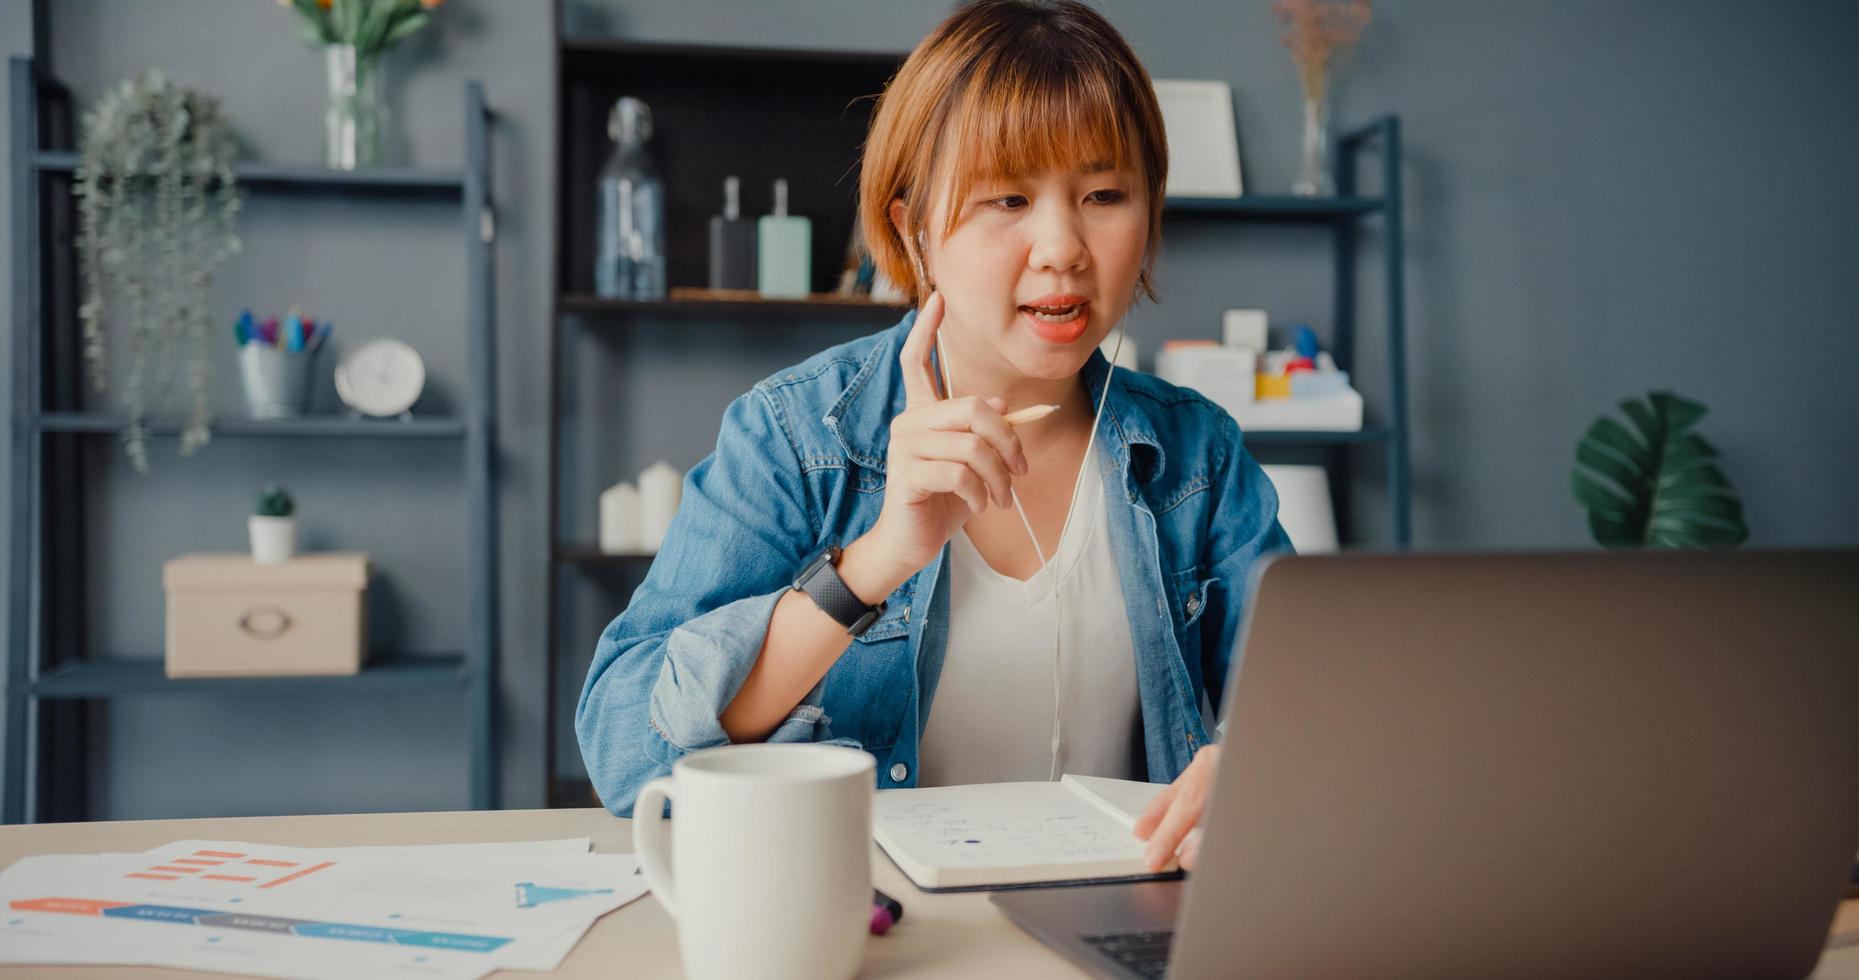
[889,763,908,783]
[902,607,911,623]
[1186,593,1202,618]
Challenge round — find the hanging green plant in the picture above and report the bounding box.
[75,70,243,473]
[1571,390,1749,549]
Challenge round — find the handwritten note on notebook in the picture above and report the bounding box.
[872,774,1176,891]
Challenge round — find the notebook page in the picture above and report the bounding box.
[1061,773,1169,827]
[873,781,1150,885]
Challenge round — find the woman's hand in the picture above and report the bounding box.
[1133,744,1220,872]
[863,291,1030,576]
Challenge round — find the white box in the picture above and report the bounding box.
[1222,309,1269,352]
[1232,388,1365,431]
[1155,345,1256,408]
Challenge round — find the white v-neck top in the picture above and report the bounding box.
[916,448,1142,786]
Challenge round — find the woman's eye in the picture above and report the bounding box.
[1088,189,1128,205]
[989,195,1028,210]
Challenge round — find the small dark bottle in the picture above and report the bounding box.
[707,176,758,290]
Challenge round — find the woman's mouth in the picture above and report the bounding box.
[1019,302,1090,343]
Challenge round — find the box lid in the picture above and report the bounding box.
[164,553,371,591]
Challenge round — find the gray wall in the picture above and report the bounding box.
[4,0,1856,818]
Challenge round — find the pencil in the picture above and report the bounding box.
[1002,403,1060,426]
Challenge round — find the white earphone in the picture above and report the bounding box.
[911,227,1126,780]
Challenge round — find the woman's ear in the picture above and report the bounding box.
[889,197,931,299]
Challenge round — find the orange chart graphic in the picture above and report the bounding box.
[125,849,336,889]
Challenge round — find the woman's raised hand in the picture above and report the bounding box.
[866,292,1031,575]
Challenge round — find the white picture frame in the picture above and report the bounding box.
[1152,79,1244,198]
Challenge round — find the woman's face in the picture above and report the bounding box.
[895,162,1150,388]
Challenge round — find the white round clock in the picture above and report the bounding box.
[335,338,426,417]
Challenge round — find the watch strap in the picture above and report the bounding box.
[793,547,886,637]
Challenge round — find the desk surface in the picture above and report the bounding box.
[2,807,1857,979]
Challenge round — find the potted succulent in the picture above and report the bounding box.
[250,485,298,564]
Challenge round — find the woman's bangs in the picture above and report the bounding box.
[936,62,1138,232]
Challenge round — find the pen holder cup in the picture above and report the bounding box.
[239,344,317,419]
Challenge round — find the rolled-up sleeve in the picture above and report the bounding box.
[575,386,837,816]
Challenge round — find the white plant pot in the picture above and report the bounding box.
[249,515,297,565]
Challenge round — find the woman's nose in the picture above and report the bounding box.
[1026,205,1089,274]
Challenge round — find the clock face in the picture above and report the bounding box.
[335,339,426,417]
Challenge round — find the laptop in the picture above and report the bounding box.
[993,550,1859,978]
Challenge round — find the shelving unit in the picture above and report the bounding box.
[3,58,502,823]
[544,37,1407,807]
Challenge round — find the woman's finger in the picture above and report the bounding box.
[914,459,989,516]
[1142,788,1204,872]
[897,291,945,407]
[912,431,1015,508]
[1177,828,1204,871]
[1133,782,1178,840]
[916,396,1029,476]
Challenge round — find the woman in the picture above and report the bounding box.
[577,0,1292,871]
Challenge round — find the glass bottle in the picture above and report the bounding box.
[595,97,666,299]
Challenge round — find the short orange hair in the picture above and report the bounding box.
[858,0,1169,305]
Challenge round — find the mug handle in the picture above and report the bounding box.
[631,776,679,920]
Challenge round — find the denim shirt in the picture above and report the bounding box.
[576,311,1293,816]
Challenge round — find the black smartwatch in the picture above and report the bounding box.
[791,546,886,637]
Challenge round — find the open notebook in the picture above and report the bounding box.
[872,774,1182,892]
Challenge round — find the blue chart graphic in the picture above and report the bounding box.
[11,898,513,953]
[514,882,614,908]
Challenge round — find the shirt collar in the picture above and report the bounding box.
[825,311,1166,488]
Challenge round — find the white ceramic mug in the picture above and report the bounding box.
[632,743,875,980]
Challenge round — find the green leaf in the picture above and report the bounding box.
[1589,510,1639,547]
[1661,462,1732,491]
[290,0,334,41]
[1575,442,1643,498]
[1572,470,1635,519]
[1661,494,1743,522]
[1570,389,1748,550]
[1660,432,1719,474]
[1650,391,1708,435]
[381,10,431,47]
[1620,397,1663,451]
[1584,417,1653,473]
[331,0,358,42]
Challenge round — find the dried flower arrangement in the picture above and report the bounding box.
[75,71,244,472]
[1272,0,1372,196]
[1273,0,1372,107]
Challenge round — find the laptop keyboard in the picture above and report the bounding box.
[1082,929,1175,979]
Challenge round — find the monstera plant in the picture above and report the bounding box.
[1571,391,1749,549]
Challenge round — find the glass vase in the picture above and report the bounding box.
[324,44,386,170]
[1292,92,1334,197]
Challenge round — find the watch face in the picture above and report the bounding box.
[335,339,426,417]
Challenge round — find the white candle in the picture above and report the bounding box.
[638,461,683,552]
[599,481,642,553]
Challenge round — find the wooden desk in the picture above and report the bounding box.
[3,808,1857,979]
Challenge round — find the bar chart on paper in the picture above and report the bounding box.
[0,837,649,978]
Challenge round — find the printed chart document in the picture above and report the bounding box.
[873,774,1179,891]
[0,837,648,979]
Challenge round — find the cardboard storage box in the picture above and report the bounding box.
[163,553,370,678]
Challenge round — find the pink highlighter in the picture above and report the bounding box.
[870,887,905,935]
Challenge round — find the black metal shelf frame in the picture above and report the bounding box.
[3,57,502,823]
